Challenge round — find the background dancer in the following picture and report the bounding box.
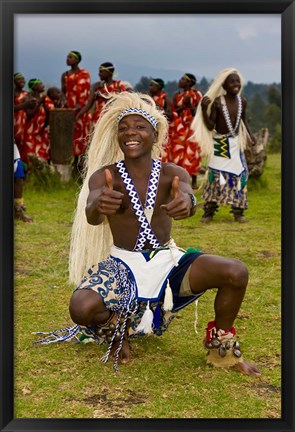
[172,73,202,189]
[148,78,184,163]
[14,141,33,223]
[76,62,126,128]
[61,51,92,174]
[192,68,256,223]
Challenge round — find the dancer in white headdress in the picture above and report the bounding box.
[35,91,260,377]
[192,68,256,223]
[69,91,167,286]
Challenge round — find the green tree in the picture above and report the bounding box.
[264,104,281,135]
[247,92,267,132]
[198,77,210,95]
[268,122,281,153]
[265,85,282,153]
[134,77,178,98]
[164,80,178,98]
[134,76,152,93]
[267,84,281,108]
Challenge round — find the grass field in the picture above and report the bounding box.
[14,152,281,419]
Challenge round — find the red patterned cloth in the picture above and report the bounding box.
[152,92,185,163]
[171,88,202,175]
[206,320,236,343]
[45,96,56,111]
[22,96,55,163]
[152,91,166,111]
[92,80,126,125]
[64,68,92,156]
[14,90,28,152]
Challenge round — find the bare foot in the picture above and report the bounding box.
[15,207,33,223]
[232,360,261,377]
[110,338,131,364]
[20,213,33,223]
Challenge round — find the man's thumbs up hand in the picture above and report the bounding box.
[105,168,114,190]
[171,175,179,199]
[160,176,193,220]
[94,169,124,215]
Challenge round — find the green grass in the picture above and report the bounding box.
[14,153,281,419]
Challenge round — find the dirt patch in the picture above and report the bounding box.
[258,250,279,259]
[255,383,281,394]
[71,388,147,418]
[15,263,32,275]
[244,382,281,418]
[256,353,280,369]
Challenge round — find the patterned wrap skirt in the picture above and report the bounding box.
[76,246,203,341]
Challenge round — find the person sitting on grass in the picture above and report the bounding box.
[35,92,260,377]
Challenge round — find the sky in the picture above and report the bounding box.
[14,14,281,90]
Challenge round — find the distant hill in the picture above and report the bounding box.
[132,75,281,100]
[17,60,280,93]
[19,62,188,90]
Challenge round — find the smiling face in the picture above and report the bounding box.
[117,114,158,159]
[223,73,241,95]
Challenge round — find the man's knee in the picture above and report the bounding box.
[69,289,104,325]
[189,254,248,293]
[226,259,248,289]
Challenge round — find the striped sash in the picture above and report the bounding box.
[116,159,162,251]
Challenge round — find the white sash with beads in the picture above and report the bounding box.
[116,159,162,251]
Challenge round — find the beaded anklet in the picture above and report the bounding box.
[95,311,124,344]
[204,320,243,367]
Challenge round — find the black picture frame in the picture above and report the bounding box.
[0,1,294,431]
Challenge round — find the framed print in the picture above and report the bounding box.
[0,0,294,431]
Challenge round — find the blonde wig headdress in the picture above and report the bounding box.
[69,91,169,285]
[191,67,250,158]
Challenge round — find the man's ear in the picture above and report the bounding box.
[153,131,158,143]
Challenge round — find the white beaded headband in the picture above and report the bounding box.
[117,108,158,129]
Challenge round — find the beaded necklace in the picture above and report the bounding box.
[221,95,242,137]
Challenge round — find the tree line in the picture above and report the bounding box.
[134,76,282,153]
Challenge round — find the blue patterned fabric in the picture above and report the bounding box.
[33,249,204,371]
[117,107,158,129]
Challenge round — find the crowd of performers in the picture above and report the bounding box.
[14,51,202,183]
[14,51,256,225]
